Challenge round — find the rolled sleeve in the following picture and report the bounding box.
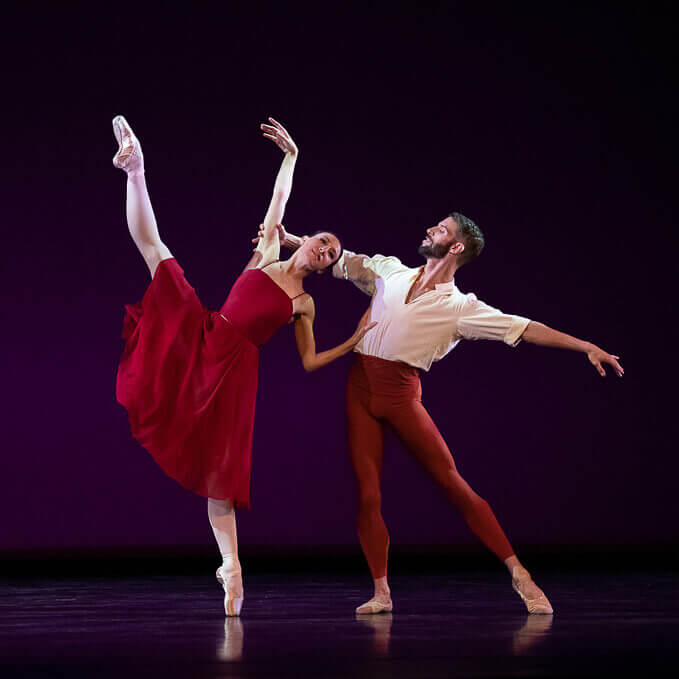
[457,296,531,347]
[332,250,407,296]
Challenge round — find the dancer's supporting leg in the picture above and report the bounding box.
[346,383,392,614]
[112,115,172,277]
[387,399,553,615]
[208,498,244,616]
[113,116,245,617]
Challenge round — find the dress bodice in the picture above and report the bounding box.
[220,269,293,346]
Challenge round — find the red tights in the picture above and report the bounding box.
[346,354,515,579]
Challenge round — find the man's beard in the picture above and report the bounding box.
[418,241,449,259]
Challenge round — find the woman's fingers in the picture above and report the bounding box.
[268,117,288,134]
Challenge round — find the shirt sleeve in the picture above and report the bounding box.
[332,250,407,296]
[457,294,531,347]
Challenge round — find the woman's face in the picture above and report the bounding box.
[301,233,341,271]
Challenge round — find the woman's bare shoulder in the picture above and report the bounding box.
[292,292,315,318]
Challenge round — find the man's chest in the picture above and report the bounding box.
[405,281,437,304]
[375,275,458,325]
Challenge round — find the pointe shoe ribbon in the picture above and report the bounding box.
[511,566,554,615]
[355,597,393,615]
[112,115,144,173]
[216,566,244,617]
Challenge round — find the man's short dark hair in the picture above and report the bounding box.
[451,212,484,266]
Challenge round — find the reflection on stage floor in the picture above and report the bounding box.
[0,571,676,677]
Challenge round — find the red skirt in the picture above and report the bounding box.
[116,258,258,506]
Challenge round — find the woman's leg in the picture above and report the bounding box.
[113,116,172,277]
[208,498,241,576]
[208,498,244,616]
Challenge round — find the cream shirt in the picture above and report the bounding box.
[333,250,531,371]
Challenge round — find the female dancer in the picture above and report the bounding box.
[113,115,375,616]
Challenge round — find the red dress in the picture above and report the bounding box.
[116,258,294,507]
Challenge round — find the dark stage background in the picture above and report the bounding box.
[1,3,676,563]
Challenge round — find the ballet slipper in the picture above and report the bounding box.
[112,115,144,174]
[511,566,554,615]
[355,595,393,615]
[216,565,244,617]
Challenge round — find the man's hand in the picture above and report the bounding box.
[252,222,304,251]
[521,321,624,378]
[252,222,286,246]
[587,346,624,377]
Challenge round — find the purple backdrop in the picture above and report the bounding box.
[1,4,675,554]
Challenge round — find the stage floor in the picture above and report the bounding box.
[0,571,676,678]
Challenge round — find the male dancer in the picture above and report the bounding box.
[257,214,623,615]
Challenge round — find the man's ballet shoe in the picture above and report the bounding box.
[112,115,144,173]
[216,566,244,617]
[356,596,393,615]
[511,566,554,615]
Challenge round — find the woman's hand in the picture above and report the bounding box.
[348,317,378,348]
[294,302,377,373]
[261,117,298,156]
[586,346,624,377]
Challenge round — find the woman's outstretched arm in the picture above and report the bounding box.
[254,118,299,265]
[294,297,376,372]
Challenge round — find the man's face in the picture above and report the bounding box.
[418,216,457,259]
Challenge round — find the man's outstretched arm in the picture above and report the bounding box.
[457,299,624,378]
[252,223,404,296]
[521,321,624,377]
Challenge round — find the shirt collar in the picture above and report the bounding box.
[409,267,455,293]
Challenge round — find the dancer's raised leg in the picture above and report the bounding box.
[208,498,244,617]
[112,115,172,277]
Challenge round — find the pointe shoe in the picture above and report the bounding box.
[216,565,244,617]
[355,595,393,615]
[511,566,554,615]
[112,115,144,173]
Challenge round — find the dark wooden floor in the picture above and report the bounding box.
[1,571,677,677]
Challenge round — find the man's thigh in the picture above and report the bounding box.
[346,384,385,487]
